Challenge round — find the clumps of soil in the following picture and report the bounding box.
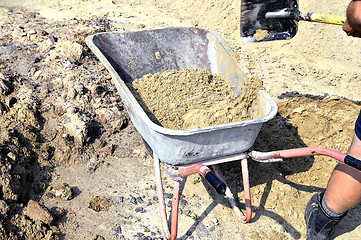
[253,29,269,41]
[25,200,53,225]
[89,196,111,212]
[130,68,263,130]
[0,7,129,240]
[46,183,74,201]
[91,235,105,240]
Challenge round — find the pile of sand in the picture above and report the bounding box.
[130,68,263,130]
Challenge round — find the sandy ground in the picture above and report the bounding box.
[0,0,361,239]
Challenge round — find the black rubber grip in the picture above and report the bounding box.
[344,155,361,171]
[204,172,226,195]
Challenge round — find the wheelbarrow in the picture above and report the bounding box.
[85,28,361,239]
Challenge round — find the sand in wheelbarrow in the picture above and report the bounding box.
[130,68,263,130]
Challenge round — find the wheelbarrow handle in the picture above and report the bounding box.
[204,171,227,195]
[250,147,361,172]
[344,155,361,172]
[178,165,226,195]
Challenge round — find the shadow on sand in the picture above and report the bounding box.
[175,114,328,239]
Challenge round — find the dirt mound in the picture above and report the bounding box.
[0,7,129,239]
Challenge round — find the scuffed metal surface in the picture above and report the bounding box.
[86,28,278,165]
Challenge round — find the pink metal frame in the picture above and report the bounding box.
[154,147,352,240]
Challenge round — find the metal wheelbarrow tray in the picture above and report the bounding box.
[86,28,361,239]
[85,27,278,166]
[85,27,278,239]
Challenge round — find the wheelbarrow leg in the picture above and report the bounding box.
[171,181,180,240]
[154,153,181,240]
[241,158,252,222]
[154,154,171,239]
[213,158,252,222]
[154,155,229,239]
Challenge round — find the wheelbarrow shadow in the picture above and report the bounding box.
[179,113,326,239]
[165,179,220,240]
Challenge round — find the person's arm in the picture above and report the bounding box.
[343,1,361,37]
